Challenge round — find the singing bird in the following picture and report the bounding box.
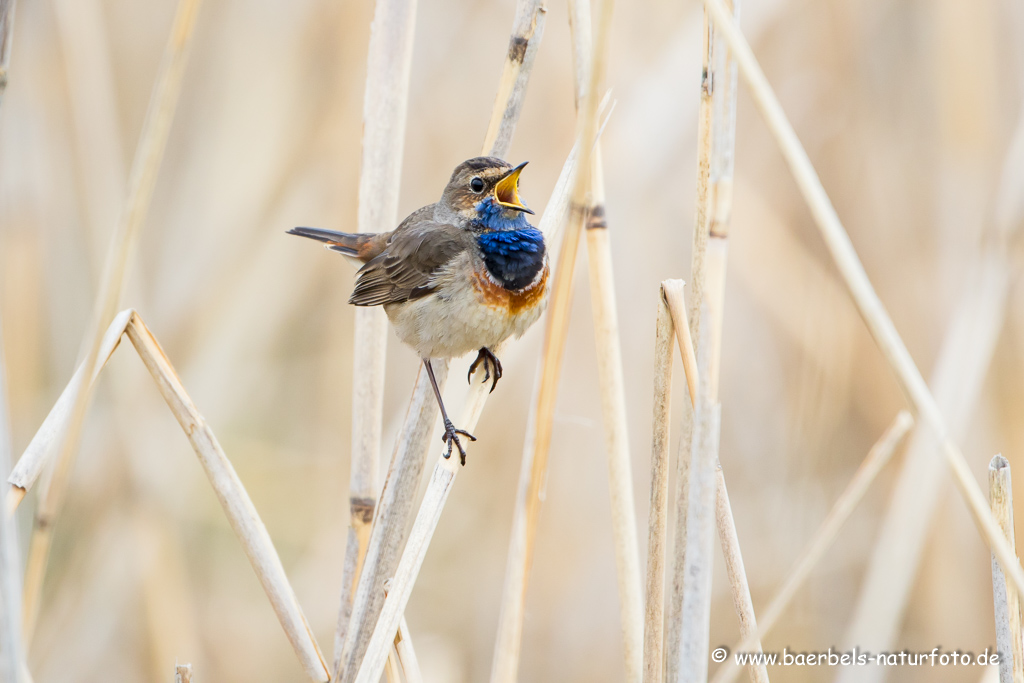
[288,157,549,464]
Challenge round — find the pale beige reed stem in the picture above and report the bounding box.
[0,8,26,666]
[490,0,618,679]
[395,617,424,683]
[702,0,1024,602]
[571,0,643,676]
[125,314,329,682]
[662,279,693,683]
[16,0,204,645]
[700,8,767,677]
[643,288,675,683]
[675,319,719,683]
[711,411,914,683]
[989,455,1024,683]
[334,0,419,671]
[0,327,25,683]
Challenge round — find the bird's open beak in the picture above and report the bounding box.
[493,162,534,214]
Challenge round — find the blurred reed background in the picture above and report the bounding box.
[0,0,1023,681]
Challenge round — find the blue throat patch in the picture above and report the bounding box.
[473,196,532,231]
[475,224,546,291]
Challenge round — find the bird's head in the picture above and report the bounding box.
[439,157,534,230]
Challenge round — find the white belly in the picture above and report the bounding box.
[384,257,548,359]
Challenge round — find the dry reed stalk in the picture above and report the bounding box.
[988,455,1023,683]
[675,319,719,683]
[710,411,914,683]
[481,0,547,156]
[16,308,133,639]
[702,0,1024,601]
[662,280,693,683]
[352,458,458,683]
[334,0,419,670]
[17,0,203,645]
[395,617,423,683]
[643,289,675,683]
[0,9,26,675]
[713,473,767,683]
[7,308,133,508]
[175,663,193,683]
[586,150,644,683]
[840,107,1024,665]
[338,1,549,679]
[490,0,618,679]
[124,314,329,682]
[570,0,643,676]
[336,361,444,683]
[0,331,24,683]
[686,5,715,347]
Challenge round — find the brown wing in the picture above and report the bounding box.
[349,217,472,306]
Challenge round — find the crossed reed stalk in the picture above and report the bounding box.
[1,0,1023,680]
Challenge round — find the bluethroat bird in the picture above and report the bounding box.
[288,157,549,465]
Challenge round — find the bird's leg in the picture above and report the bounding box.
[424,359,476,465]
[467,347,503,393]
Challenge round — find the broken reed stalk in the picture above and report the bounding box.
[353,146,581,683]
[125,313,329,682]
[334,0,419,671]
[702,0,1024,601]
[643,289,675,683]
[710,411,914,683]
[988,455,1024,683]
[16,0,204,645]
[840,108,1024,660]
[8,309,133,511]
[665,279,767,682]
[337,4,548,678]
[18,309,134,637]
[175,662,193,683]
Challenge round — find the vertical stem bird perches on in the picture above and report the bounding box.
[337,2,547,681]
[701,0,1024,600]
[988,455,1024,683]
[16,0,204,645]
[351,146,581,683]
[334,0,419,673]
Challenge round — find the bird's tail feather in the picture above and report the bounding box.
[287,227,385,262]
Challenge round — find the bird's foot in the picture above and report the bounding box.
[441,418,476,466]
[467,347,503,393]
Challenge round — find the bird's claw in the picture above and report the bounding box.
[467,348,503,394]
[441,418,476,466]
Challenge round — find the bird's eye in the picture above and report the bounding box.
[470,177,485,193]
